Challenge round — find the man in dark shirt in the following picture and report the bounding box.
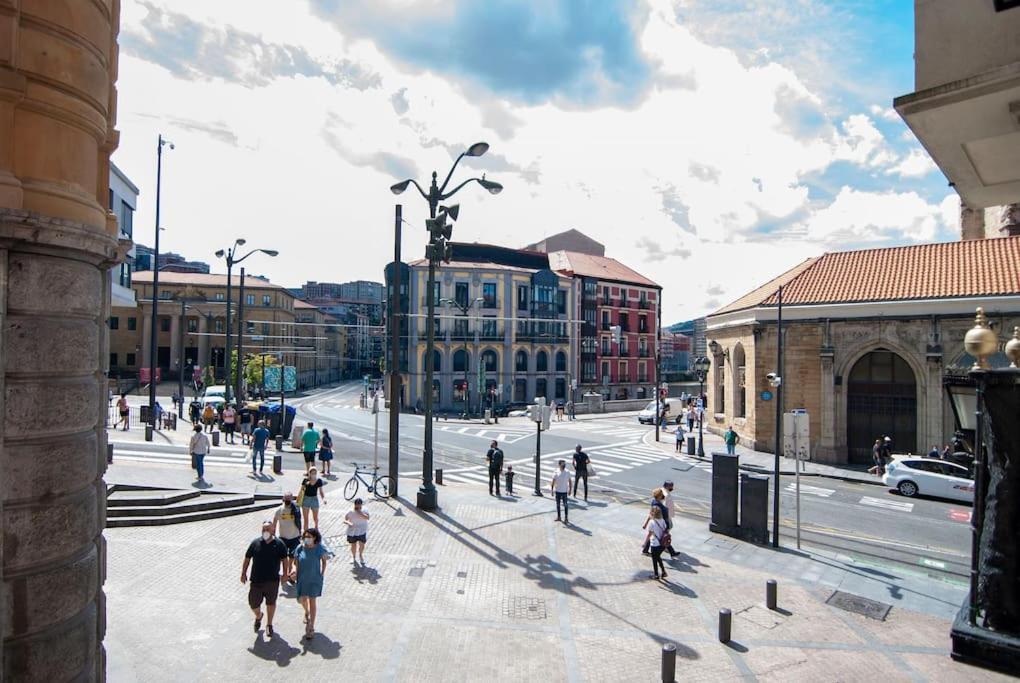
[486,440,504,496]
[241,520,288,637]
[572,444,591,501]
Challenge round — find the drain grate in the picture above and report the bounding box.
[826,591,891,621]
[456,571,468,578]
[502,597,548,620]
[408,567,425,577]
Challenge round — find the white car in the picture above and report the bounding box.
[200,385,227,408]
[638,398,681,425]
[883,457,974,503]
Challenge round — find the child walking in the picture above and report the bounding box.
[505,465,515,495]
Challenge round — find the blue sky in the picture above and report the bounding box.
[112,0,955,321]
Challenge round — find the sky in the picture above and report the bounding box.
[111,0,955,324]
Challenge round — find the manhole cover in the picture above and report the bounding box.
[826,591,891,621]
[502,597,548,620]
[408,567,425,577]
[736,605,784,629]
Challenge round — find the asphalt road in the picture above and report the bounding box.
[113,381,971,587]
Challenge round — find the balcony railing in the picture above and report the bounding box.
[638,349,650,357]
[619,375,631,383]
[638,300,650,309]
[619,349,629,357]
[637,375,648,383]
[600,322,610,331]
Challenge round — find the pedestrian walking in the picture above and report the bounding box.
[675,423,685,452]
[295,527,328,640]
[318,428,334,476]
[551,460,572,523]
[299,468,326,529]
[239,405,254,445]
[642,488,672,555]
[202,403,216,433]
[686,408,695,433]
[221,404,237,444]
[868,439,885,475]
[116,394,129,430]
[188,400,200,425]
[189,424,210,482]
[486,440,504,496]
[505,465,515,495]
[724,425,740,455]
[643,507,669,580]
[301,422,320,473]
[251,420,271,475]
[343,498,370,565]
[556,401,565,421]
[153,401,164,430]
[572,444,590,501]
[661,481,679,558]
[241,520,288,638]
[272,492,302,584]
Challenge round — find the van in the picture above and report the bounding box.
[638,398,680,424]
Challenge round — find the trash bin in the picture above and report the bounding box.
[739,473,769,545]
[139,404,151,425]
[484,409,492,425]
[687,436,696,455]
[212,431,220,447]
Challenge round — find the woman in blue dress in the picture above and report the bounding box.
[295,527,328,639]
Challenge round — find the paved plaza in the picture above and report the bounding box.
[104,462,1004,682]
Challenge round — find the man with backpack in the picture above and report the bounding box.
[486,440,504,496]
[272,491,302,584]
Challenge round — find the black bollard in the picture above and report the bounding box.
[436,469,443,485]
[766,579,778,610]
[107,443,114,464]
[661,642,677,682]
[144,424,153,442]
[718,608,732,643]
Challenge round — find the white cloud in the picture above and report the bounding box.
[803,187,953,244]
[885,148,939,178]
[868,104,900,122]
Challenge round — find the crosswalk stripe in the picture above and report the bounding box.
[859,496,914,512]
[785,483,835,498]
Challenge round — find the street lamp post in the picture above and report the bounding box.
[214,241,278,405]
[391,142,503,511]
[694,356,711,457]
[146,134,173,439]
[442,296,483,418]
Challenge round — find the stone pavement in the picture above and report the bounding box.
[102,463,1001,682]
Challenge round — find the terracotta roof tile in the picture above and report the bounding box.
[713,237,1020,314]
[549,251,659,288]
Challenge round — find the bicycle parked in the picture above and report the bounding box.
[344,463,394,501]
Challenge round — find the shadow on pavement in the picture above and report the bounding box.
[301,634,342,659]
[248,634,301,667]
[352,564,381,585]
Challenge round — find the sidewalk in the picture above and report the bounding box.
[101,460,998,682]
[643,428,884,486]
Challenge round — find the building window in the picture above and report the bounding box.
[619,361,628,382]
[517,285,528,311]
[109,317,119,330]
[601,337,610,355]
[601,310,610,330]
[536,378,547,399]
[555,378,566,399]
[215,293,225,301]
[555,351,566,372]
[160,290,172,300]
[602,286,610,305]
[482,282,497,308]
[453,349,468,373]
[262,294,272,307]
[187,318,198,333]
[515,349,529,372]
[109,352,118,367]
[619,312,629,332]
[620,290,628,307]
[246,321,256,333]
[482,349,498,372]
[215,319,224,333]
[127,317,137,331]
[481,317,497,338]
[601,361,610,381]
[454,318,469,337]
[433,317,441,334]
[537,351,548,372]
[246,294,255,306]
[160,317,170,332]
[557,290,566,314]
[126,352,136,366]
[455,282,469,308]
[262,322,270,335]
[639,315,647,333]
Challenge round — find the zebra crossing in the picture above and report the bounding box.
[547,421,651,440]
[108,442,255,469]
[428,442,678,486]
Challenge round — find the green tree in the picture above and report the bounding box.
[243,353,280,391]
[201,365,215,388]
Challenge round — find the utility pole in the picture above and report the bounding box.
[655,294,662,442]
[147,134,172,438]
[772,285,784,548]
[388,204,402,496]
[235,267,246,403]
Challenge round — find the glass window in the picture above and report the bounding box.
[515,350,528,372]
[483,350,498,372]
[109,352,118,367]
[109,317,119,330]
[455,282,469,308]
[453,349,468,372]
[126,352,136,366]
[262,322,270,335]
[517,285,528,311]
[127,317,137,331]
[160,290,172,300]
[557,289,567,314]
[262,294,272,307]
[482,282,497,308]
[481,317,497,337]
[536,378,547,399]
[537,351,548,372]
[555,378,566,399]
[556,351,566,372]
[121,200,133,237]
[246,294,255,305]
[187,318,198,333]
[215,319,224,333]
[160,317,170,332]
[602,286,610,304]
[601,310,609,329]
[619,312,629,332]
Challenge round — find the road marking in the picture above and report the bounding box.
[919,557,946,570]
[948,509,971,523]
[858,496,914,513]
[497,433,508,441]
[784,483,835,498]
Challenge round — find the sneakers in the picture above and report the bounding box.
[254,612,263,632]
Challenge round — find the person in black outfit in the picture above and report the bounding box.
[572,444,590,501]
[486,440,504,496]
[241,520,288,638]
[505,465,515,495]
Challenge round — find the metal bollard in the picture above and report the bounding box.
[211,431,220,447]
[718,608,732,643]
[144,425,153,442]
[107,443,114,464]
[766,579,777,610]
[276,436,284,451]
[436,469,443,485]
[661,642,677,682]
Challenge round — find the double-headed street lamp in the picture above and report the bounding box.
[391,141,503,511]
[694,356,711,457]
[214,240,278,404]
[441,296,484,418]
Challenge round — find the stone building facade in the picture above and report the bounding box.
[705,237,1020,465]
[0,2,124,678]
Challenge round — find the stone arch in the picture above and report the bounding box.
[536,349,549,372]
[732,343,746,419]
[481,348,499,373]
[453,348,469,373]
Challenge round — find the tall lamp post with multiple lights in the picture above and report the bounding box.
[693,356,710,457]
[146,134,173,438]
[441,296,484,417]
[391,142,503,511]
[214,240,278,404]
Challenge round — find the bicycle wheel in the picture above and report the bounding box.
[373,475,395,500]
[343,476,359,501]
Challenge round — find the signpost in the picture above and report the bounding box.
[372,392,380,473]
[783,410,810,549]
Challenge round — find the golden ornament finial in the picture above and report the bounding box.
[964,307,999,370]
[1005,326,1020,369]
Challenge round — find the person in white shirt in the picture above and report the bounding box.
[644,507,669,580]
[661,481,678,558]
[550,460,573,524]
[344,498,370,565]
[189,424,211,482]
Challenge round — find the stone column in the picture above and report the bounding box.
[961,202,986,241]
[197,314,210,371]
[0,2,121,679]
[818,347,836,462]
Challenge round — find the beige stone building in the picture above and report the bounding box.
[705,237,1020,465]
[0,3,124,677]
[294,300,345,388]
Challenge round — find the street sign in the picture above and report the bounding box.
[761,390,773,401]
[283,366,297,392]
[264,366,281,392]
[783,411,810,461]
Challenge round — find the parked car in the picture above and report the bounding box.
[637,398,681,424]
[200,385,227,409]
[882,456,974,503]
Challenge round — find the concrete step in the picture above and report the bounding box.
[105,500,279,528]
[106,493,254,517]
[107,488,201,507]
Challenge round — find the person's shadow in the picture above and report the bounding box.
[301,633,342,659]
[248,634,300,667]
[352,564,381,585]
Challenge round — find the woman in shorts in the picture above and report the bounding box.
[318,428,334,476]
[300,468,326,529]
[343,498,370,565]
[294,527,328,640]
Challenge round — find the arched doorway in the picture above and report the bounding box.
[847,349,916,464]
